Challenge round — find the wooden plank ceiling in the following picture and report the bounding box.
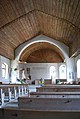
[19,42,64,63]
[0,0,80,60]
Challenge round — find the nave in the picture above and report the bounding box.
[0,0,80,119]
[0,84,80,119]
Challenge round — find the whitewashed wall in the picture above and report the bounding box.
[74,54,80,81]
[19,63,66,84]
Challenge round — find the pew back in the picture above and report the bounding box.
[36,85,80,92]
[0,108,80,119]
[18,97,80,110]
[30,92,80,98]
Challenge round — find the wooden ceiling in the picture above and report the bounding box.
[19,42,64,63]
[26,49,63,63]
[0,0,80,60]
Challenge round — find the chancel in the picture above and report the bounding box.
[0,0,80,119]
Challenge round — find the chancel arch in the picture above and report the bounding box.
[10,35,76,83]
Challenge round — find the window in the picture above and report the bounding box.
[77,59,80,78]
[2,63,6,78]
[59,64,66,79]
[50,66,56,79]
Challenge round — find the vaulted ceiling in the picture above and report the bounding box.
[19,42,64,63]
[0,0,80,62]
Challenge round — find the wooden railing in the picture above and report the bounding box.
[0,84,28,107]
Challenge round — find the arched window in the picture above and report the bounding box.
[59,64,66,79]
[50,66,56,80]
[2,63,6,78]
[77,59,80,78]
[2,63,8,79]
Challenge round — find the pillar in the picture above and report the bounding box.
[66,57,76,82]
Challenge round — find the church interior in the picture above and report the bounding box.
[0,0,80,119]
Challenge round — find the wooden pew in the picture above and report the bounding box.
[44,79,52,85]
[30,92,80,98]
[36,85,80,92]
[0,108,80,119]
[18,96,80,110]
[56,79,67,84]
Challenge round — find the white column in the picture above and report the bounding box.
[21,86,24,95]
[24,87,27,94]
[18,86,21,96]
[14,87,17,99]
[1,89,5,106]
[8,88,11,101]
[28,89,30,97]
[66,57,76,82]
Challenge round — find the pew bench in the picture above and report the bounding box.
[36,85,80,92]
[1,108,80,119]
[18,97,80,110]
[30,92,80,98]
